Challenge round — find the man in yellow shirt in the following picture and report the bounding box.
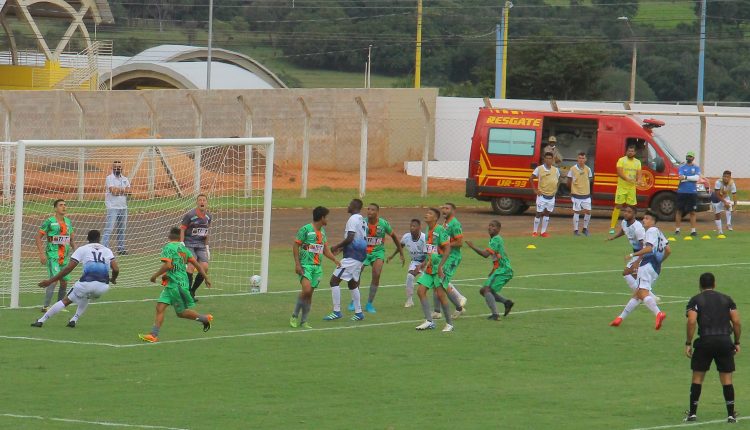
[609,144,642,234]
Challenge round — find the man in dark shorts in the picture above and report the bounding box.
[684,272,741,423]
[180,194,212,301]
[675,151,700,236]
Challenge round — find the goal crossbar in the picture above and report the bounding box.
[9,137,275,308]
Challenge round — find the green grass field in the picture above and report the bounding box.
[1,228,749,429]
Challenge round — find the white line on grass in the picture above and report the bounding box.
[2,261,745,310]
[0,413,189,429]
[628,415,748,429]
[0,300,684,349]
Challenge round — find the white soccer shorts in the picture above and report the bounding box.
[535,195,556,213]
[332,258,363,282]
[572,196,592,212]
[626,256,639,269]
[712,201,733,213]
[636,263,659,291]
[408,260,423,273]
[68,280,110,303]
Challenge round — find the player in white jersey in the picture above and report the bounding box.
[388,219,426,308]
[711,170,738,235]
[610,211,670,330]
[32,230,119,328]
[325,199,369,322]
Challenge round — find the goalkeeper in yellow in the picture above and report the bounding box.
[609,143,642,234]
[35,199,76,313]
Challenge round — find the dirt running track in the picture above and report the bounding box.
[270,206,746,246]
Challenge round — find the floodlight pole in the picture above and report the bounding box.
[415,0,422,88]
[618,16,637,104]
[697,0,707,104]
[206,0,214,90]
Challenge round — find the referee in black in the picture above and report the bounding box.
[685,272,741,423]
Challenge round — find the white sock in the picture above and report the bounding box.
[350,287,362,313]
[715,219,723,233]
[331,285,341,312]
[675,227,681,232]
[691,227,696,234]
[623,275,638,292]
[71,299,89,322]
[449,284,465,300]
[533,217,540,233]
[643,295,661,315]
[726,210,732,226]
[39,300,66,323]
[573,213,580,231]
[405,273,415,299]
[583,214,591,228]
[619,298,641,319]
[541,216,550,233]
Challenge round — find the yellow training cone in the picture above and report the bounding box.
[526,244,537,249]
[702,235,711,240]
[684,236,693,241]
[717,234,727,239]
[668,237,677,242]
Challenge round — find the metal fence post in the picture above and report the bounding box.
[355,96,368,198]
[697,103,707,169]
[71,94,86,201]
[298,97,311,198]
[237,95,254,198]
[188,93,203,195]
[419,98,431,197]
[140,94,158,198]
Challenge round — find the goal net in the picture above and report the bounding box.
[1,138,274,309]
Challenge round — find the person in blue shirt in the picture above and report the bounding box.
[675,151,701,236]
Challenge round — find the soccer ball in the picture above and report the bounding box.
[250,275,262,293]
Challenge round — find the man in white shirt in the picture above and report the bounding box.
[388,218,426,308]
[712,170,738,235]
[102,160,131,255]
[32,230,119,328]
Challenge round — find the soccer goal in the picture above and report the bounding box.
[1,137,274,309]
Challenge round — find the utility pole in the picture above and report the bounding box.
[206,0,213,90]
[618,16,637,104]
[415,0,423,88]
[495,1,512,99]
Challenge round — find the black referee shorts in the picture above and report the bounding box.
[691,336,736,373]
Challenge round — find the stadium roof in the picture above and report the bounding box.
[0,0,114,24]
[103,45,287,90]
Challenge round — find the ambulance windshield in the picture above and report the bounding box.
[652,134,680,165]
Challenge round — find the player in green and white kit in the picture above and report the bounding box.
[466,220,515,320]
[415,208,454,332]
[291,206,340,329]
[432,203,468,319]
[35,199,76,312]
[138,227,213,343]
[357,203,403,313]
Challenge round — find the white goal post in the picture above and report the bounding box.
[5,137,274,309]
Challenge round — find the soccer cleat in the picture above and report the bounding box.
[459,295,468,308]
[540,232,550,238]
[351,312,365,321]
[404,298,414,308]
[582,228,590,237]
[442,324,454,332]
[574,230,580,236]
[609,228,616,235]
[138,333,159,343]
[431,311,442,320]
[365,302,377,313]
[323,311,343,321]
[487,314,500,321]
[416,320,436,330]
[532,232,538,237]
[66,320,76,328]
[40,306,49,313]
[347,301,355,312]
[728,225,734,231]
[451,308,465,319]
[683,412,697,422]
[655,311,667,330]
[690,231,697,237]
[202,314,213,332]
[300,322,313,329]
[30,321,43,327]
[504,300,514,317]
[609,317,623,327]
[289,315,299,328]
[674,229,681,235]
[728,413,737,423]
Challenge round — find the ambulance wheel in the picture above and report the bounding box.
[650,193,675,221]
[491,197,523,215]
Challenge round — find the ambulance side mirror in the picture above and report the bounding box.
[653,157,665,173]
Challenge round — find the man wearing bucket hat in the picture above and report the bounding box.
[675,151,701,236]
[541,136,563,167]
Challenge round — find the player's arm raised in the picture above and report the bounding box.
[187,255,211,288]
[39,259,79,287]
[389,231,405,264]
[465,240,491,258]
